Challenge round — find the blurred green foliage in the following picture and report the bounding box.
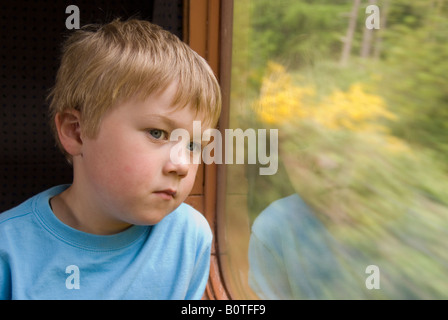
[379,4,448,160]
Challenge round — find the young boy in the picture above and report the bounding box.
[0,19,221,299]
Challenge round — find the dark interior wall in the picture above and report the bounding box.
[0,0,183,212]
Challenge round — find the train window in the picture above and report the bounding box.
[218,0,448,299]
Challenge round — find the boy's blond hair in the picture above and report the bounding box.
[47,18,221,162]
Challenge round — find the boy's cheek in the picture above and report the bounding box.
[183,165,200,193]
[189,164,200,180]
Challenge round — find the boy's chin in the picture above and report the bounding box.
[132,205,183,226]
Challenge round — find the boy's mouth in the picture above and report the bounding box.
[154,189,177,199]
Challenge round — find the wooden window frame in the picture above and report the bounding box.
[183,0,234,300]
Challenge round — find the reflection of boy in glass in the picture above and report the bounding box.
[247,148,369,299]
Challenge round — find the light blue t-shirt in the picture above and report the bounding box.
[0,185,212,300]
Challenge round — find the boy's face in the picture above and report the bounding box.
[75,83,206,229]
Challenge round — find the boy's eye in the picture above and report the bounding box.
[149,129,167,140]
[187,141,201,153]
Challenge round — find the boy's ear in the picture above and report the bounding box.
[54,109,83,157]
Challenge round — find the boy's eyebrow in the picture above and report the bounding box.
[143,114,205,135]
[143,114,182,129]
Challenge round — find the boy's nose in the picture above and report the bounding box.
[165,160,189,177]
[164,145,190,177]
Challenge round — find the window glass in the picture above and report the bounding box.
[221,0,448,299]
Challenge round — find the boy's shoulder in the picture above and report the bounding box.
[173,202,210,224]
[0,194,38,249]
[0,195,35,226]
[162,202,212,241]
[0,185,68,231]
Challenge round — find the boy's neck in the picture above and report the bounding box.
[49,186,133,235]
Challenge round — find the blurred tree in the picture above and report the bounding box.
[378,0,448,161]
[360,0,378,59]
[340,0,361,66]
[249,0,350,71]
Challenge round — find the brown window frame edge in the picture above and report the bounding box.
[184,0,234,300]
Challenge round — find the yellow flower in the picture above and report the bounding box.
[313,83,396,133]
[253,63,397,139]
[253,62,315,124]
